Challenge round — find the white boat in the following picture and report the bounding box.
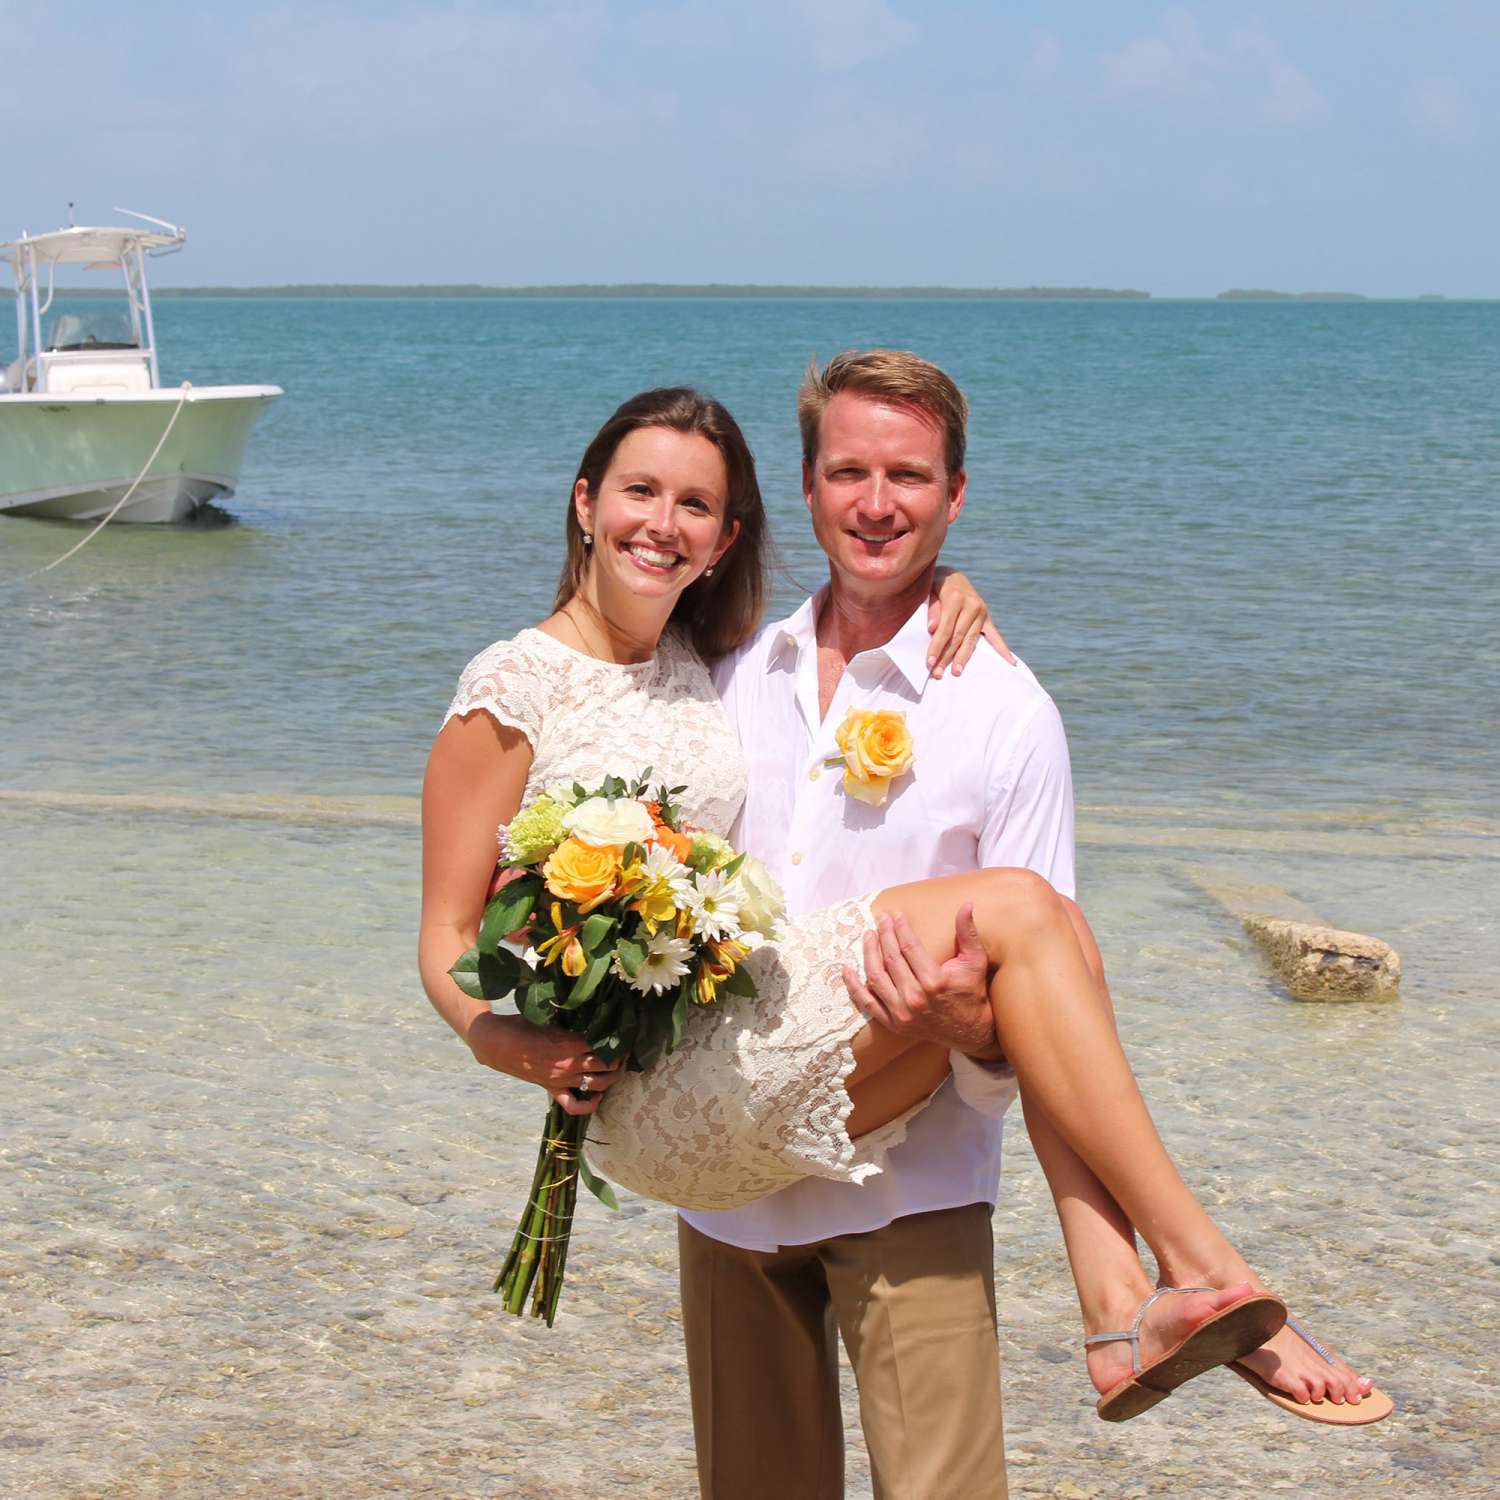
[1,213,281,523]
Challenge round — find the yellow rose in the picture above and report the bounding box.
[833,708,914,806]
[542,837,622,912]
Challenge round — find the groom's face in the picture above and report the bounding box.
[803,392,966,598]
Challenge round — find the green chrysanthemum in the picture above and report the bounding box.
[687,831,734,873]
[505,796,568,865]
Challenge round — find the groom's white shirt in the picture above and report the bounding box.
[681,588,1076,1252]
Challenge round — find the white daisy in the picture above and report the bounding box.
[618,930,694,995]
[682,868,744,942]
[638,841,692,895]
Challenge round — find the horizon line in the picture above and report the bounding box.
[44,282,1494,302]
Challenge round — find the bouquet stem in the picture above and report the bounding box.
[495,1100,585,1325]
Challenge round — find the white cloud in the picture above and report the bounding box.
[1104,12,1328,127]
[1103,9,1214,96]
[1022,28,1063,85]
[1406,74,1474,144]
[225,3,626,146]
[1232,27,1330,125]
[795,0,918,72]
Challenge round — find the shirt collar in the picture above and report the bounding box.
[766,585,933,695]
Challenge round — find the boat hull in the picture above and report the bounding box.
[0,386,282,523]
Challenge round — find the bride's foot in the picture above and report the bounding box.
[1237,1320,1376,1407]
[1159,1252,1379,1410]
[1085,1282,1259,1399]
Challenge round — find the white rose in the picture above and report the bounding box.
[562,796,656,848]
[731,855,786,938]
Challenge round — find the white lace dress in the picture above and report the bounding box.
[444,627,921,1211]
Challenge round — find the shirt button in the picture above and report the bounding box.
[791,851,804,865]
[808,766,821,781]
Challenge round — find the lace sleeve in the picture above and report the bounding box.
[441,638,550,745]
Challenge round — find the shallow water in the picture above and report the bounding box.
[3,793,1494,1496]
[3,299,1498,1496]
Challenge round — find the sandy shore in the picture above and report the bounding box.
[2,799,1496,1498]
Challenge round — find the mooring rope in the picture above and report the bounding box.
[5,381,193,585]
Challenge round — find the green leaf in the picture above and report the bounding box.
[519,976,557,1025]
[479,875,542,950]
[452,946,526,1000]
[560,949,612,1007]
[621,840,643,868]
[448,947,485,999]
[580,912,616,953]
[584,993,619,1045]
[573,781,588,802]
[719,852,747,880]
[578,1153,619,1210]
[618,994,641,1052]
[616,935,648,979]
[669,985,691,1051]
[721,964,757,998]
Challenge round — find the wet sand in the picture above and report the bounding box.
[2,799,1496,1498]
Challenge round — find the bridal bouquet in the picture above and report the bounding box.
[450,772,784,1325]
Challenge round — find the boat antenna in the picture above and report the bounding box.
[67,201,76,227]
[113,207,186,256]
[113,207,183,236]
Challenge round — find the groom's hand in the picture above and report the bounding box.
[842,903,1005,1061]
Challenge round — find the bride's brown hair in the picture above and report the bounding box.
[554,387,768,660]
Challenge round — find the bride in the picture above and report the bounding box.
[419,384,1387,1425]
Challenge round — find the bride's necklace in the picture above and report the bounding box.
[558,602,653,665]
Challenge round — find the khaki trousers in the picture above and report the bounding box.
[678,1204,1007,1500]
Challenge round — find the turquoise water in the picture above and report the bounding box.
[4,301,1497,1496]
[5,297,1498,814]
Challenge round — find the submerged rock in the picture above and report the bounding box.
[1183,866,1402,1002]
[1240,916,1402,1001]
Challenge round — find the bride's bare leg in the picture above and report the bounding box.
[861,870,1245,1289]
[1038,897,1374,1404]
[854,878,1376,1406]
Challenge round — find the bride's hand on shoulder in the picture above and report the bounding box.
[466,1011,624,1116]
[928,566,1015,677]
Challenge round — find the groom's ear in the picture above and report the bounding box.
[802,458,815,509]
[947,468,967,524]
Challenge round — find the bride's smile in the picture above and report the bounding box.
[575,425,739,606]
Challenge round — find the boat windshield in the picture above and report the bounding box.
[45,310,139,352]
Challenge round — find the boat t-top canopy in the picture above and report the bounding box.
[5,214,188,393]
[0,222,185,269]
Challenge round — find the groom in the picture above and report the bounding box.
[681,350,1076,1498]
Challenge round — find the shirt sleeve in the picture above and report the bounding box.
[442,640,548,748]
[948,1051,1022,1116]
[979,693,1076,900]
[954,687,1077,1120]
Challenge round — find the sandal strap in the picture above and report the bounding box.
[1083,1286,1216,1374]
[1285,1316,1337,1367]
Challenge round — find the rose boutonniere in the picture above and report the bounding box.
[828,708,914,807]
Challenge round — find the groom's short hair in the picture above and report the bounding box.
[799,349,969,477]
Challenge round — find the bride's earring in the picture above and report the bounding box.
[704,565,714,577]
[582,532,593,546]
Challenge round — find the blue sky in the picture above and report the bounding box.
[6,1,1495,293]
